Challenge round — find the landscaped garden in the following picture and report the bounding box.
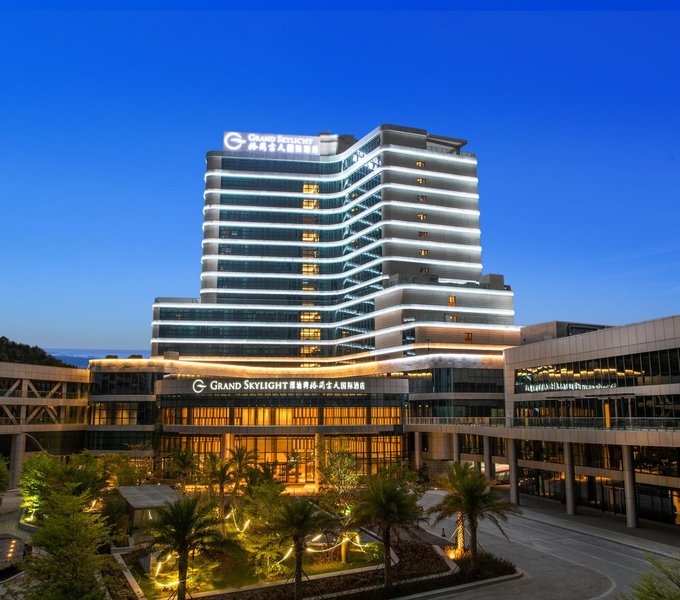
[9,446,521,600]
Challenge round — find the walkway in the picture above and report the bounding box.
[0,489,30,541]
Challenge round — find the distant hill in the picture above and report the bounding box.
[0,337,76,368]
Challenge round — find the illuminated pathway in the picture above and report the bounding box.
[417,490,680,600]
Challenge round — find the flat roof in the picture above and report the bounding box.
[118,485,178,510]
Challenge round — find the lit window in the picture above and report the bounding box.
[300,311,321,322]
[302,264,319,275]
[302,248,318,258]
[420,267,429,274]
[302,198,319,210]
[416,177,426,185]
[417,213,427,221]
[419,249,429,256]
[416,160,425,167]
[301,281,317,291]
[418,231,428,238]
[447,315,458,322]
[448,295,457,306]
[302,232,319,242]
[464,332,473,343]
[300,345,320,356]
[417,195,427,202]
[300,328,321,340]
[303,183,320,194]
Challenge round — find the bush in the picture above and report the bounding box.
[101,556,139,600]
[455,552,516,581]
[362,541,384,562]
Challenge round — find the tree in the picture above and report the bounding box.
[261,497,336,600]
[170,447,196,489]
[226,446,257,508]
[428,464,520,570]
[19,451,60,519]
[429,463,472,556]
[352,473,423,592]
[318,449,362,563]
[20,489,110,600]
[203,453,230,535]
[149,496,221,600]
[622,555,680,599]
[0,456,9,492]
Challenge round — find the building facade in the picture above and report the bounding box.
[409,315,680,527]
[88,124,519,485]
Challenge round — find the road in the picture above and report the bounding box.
[417,490,680,600]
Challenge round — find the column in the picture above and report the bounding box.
[220,433,234,463]
[563,441,576,516]
[507,438,519,506]
[413,431,421,470]
[10,433,26,489]
[622,445,638,528]
[483,435,494,479]
[451,433,461,464]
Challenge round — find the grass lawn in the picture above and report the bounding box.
[125,544,381,599]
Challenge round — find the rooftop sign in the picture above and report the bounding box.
[223,131,320,157]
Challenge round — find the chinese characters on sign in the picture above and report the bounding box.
[223,132,320,156]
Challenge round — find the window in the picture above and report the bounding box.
[302,264,319,275]
[302,232,319,242]
[416,160,426,168]
[303,216,318,225]
[417,213,427,221]
[417,195,427,202]
[448,295,457,306]
[420,267,429,274]
[302,248,318,258]
[302,198,319,210]
[300,345,320,356]
[303,183,320,194]
[447,315,458,322]
[300,328,321,340]
[419,249,429,256]
[300,311,321,322]
[416,177,426,185]
[301,281,317,291]
[418,231,428,238]
[464,332,473,343]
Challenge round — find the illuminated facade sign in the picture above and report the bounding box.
[521,382,617,393]
[192,378,367,394]
[223,131,320,157]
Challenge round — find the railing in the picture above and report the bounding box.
[406,416,680,431]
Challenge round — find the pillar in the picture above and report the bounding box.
[10,433,26,489]
[451,433,461,464]
[220,433,234,462]
[622,445,638,528]
[483,435,494,479]
[413,431,421,470]
[507,438,519,506]
[563,441,576,516]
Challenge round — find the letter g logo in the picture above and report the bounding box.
[192,379,207,394]
[224,132,246,151]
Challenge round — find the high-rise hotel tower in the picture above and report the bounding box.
[152,125,517,365]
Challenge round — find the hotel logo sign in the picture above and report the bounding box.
[223,132,320,157]
[191,378,366,394]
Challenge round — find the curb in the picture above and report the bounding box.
[399,569,524,599]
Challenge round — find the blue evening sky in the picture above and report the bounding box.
[1,2,679,349]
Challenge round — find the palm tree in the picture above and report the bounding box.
[429,464,520,570]
[171,446,196,490]
[429,463,473,557]
[149,496,221,600]
[227,446,257,508]
[264,497,336,600]
[204,454,230,535]
[352,474,423,592]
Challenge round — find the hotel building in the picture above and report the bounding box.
[88,124,519,483]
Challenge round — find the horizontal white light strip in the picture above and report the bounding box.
[204,181,479,202]
[204,216,480,234]
[204,199,479,219]
[200,238,480,265]
[200,275,389,297]
[152,320,521,348]
[200,256,481,281]
[153,303,514,329]
[207,164,478,185]
[202,221,480,250]
[156,283,512,314]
